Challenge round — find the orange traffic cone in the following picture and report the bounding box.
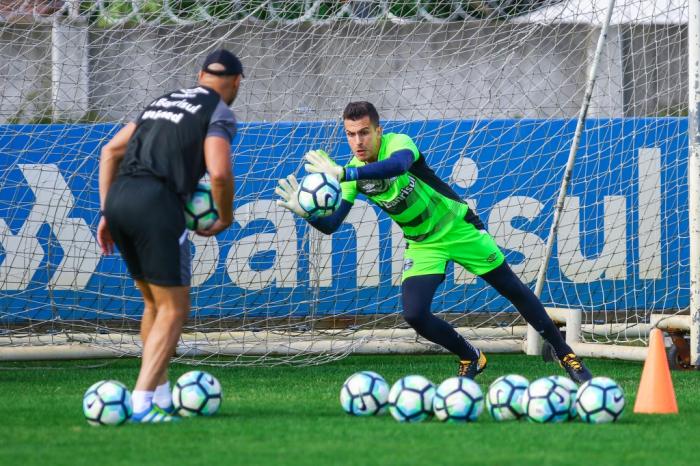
[633,328,678,414]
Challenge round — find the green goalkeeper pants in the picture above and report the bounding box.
[401,218,505,281]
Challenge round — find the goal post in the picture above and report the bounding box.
[0,1,697,366]
[527,0,618,357]
[688,0,700,367]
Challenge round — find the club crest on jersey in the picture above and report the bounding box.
[357,178,393,196]
[403,259,414,271]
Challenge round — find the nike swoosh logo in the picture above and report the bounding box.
[86,400,95,409]
[613,393,624,403]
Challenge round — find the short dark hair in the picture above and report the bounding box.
[342,101,380,127]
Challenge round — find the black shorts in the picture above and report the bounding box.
[104,176,191,286]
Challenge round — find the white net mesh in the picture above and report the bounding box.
[0,0,691,364]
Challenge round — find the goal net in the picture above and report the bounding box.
[0,0,693,365]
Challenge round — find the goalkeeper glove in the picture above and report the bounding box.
[304,149,346,182]
[275,174,310,219]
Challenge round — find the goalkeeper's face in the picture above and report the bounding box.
[344,117,382,163]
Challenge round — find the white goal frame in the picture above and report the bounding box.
[0,1,697,365]
[526,0,700,365]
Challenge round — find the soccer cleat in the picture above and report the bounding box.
[157,403,176,415]
[458,350,488,379]
[130,404,178,424]
[559,353,593,383]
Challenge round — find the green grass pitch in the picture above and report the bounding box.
[1,354,697,466]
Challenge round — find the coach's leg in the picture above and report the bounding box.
[401,274,479,360]
[136,280,170,383]
[479,261,571,357]
[135,280,157,350]
[134,285,189,392]
[135,279,172,411]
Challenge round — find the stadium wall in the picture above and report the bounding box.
[0,22,688,123]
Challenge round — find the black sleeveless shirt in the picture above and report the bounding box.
[118,86,223,198]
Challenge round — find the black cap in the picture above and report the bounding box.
[202,49,244,77]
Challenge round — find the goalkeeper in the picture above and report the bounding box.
[276,101,592,383]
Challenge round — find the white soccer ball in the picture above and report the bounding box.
[433,377,483,422]
[297,173,342,218]
[82,380,132,426]
[575,376,625,424]
[173,370,222,417]
[184,183,218,230]
[340,371,389,416]
[388,375,435,423]
[521,376,571,423]
[486,374,529,421]
[548,375,579,420]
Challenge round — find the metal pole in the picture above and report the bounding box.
[688,0,700,367]
[51,1,89,121]
[526,0,618,355]
[65,0,80,18]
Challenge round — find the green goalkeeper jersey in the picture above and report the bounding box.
[341,133,473,243]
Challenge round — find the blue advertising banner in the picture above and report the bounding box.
[0,118,689,322]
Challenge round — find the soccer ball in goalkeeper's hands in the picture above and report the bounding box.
[173,370,222,417]
[340,371,389,416]
[297,173,342,218]
[184,183,219,230]
[83,380,132,426]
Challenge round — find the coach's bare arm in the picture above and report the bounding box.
[197,135,234,237]
[97,122,136,254]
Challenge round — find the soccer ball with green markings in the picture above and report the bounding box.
[82,380,132,426]
[340,371,390,416]
[521,376,571,423]
[575,377,625,424]
[297,173,342,218]
[184,183,219,231]
[388,375,435,423]
[433,377,484,422]
[548,375,579,420]
[486,374,529,421]
[173,371,222,417]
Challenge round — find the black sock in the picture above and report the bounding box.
[480,262,572,359]
[401,274,479,360]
